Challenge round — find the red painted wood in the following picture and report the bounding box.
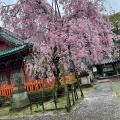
[0,37,15,47]
[23,65,29,82]
[0,41,9,50]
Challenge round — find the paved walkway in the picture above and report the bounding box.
[11,81,120,120]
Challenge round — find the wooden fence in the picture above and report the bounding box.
[0,75,75,97]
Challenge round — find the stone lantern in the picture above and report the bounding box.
[11,73,30,110]
[79,71,91,86]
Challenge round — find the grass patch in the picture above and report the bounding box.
[0,85,94,119]
[114,87,120,109]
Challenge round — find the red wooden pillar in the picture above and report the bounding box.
[8,70,11,85]
[23,65,29,82]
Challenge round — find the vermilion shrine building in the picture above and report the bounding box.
[0,27,30,85]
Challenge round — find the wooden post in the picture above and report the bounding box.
[53,94,57,110]
[7,70,11,85]
[71,89,75,105]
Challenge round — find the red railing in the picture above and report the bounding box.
[0,75,75,98]
[0,84,14,97]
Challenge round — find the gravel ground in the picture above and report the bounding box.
[3,80,120,120]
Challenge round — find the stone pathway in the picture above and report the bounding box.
[74,82,120,120]
[8,81,120,120]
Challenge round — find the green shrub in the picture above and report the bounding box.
[28,86,54,102]
[28,80,78,103]
[28,85,65,102]
[0,95,8,107]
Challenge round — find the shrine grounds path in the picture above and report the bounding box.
[7,79,120,120]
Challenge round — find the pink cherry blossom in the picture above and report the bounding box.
[0,0,115,76]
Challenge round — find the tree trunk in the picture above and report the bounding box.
[42,78,44,106]
[54,77,59,99]
[72,61,84,97]
[61,63,70,112]
[75,71,84,97]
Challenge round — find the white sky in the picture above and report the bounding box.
[0,0,120,14]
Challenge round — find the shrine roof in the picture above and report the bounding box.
[0,27,30,58]
[99,57,120,64]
